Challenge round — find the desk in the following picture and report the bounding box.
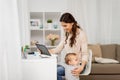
[22,52,57,80]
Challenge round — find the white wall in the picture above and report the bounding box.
[18,0,68,45]
[111,0,120,43]
[67,0,120,44]
[19,0,120,44]
[28,0,68,12]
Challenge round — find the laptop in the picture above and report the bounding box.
[35,44,51,56]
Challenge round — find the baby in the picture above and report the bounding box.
[64,53,80,80]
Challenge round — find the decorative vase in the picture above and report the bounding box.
[47,23,53,29]
[51,40,55,46]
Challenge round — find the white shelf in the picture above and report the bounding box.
[44,29,61,31]
[30,45,56,49]
[30,12,61,51]
[30,27,43,30]
[30,28,61,31]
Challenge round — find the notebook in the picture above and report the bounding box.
[35,44,51,56]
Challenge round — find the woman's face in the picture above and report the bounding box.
[61,22,73,33]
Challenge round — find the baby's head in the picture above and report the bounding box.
[65,53,79,66]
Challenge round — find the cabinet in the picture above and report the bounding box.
[30,12,62,51]
[22,52,57,80]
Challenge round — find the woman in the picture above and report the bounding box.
[49,13,88,80]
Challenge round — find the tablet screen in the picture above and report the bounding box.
[35,44,51,56]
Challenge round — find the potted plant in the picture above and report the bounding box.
[47,19,53,29]
[47,19,52,23]
[24,45,30,52]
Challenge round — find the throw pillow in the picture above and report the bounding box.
[88,44,102,62]
[95,57,119,64]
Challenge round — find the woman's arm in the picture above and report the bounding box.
[81,31,88,63]
[49,40,64,54]
[72,31,88,76]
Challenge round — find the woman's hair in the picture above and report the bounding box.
[65,53,77,65]
[60,13,81,47]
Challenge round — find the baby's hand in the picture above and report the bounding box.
[71,66,84,76]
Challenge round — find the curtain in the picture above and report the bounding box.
[0,0,22,80]
[67,0,98,43]
[18,0,30,46]
[67,0,120,44]
[98,0,112,44]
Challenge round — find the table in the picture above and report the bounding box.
[22,52,57,80]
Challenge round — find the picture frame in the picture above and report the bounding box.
[30,19,41,27]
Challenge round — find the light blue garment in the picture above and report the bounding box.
[65,64,79,80]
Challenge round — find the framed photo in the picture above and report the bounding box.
[30,19,41,27]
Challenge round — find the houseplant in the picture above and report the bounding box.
[47,19,52,23]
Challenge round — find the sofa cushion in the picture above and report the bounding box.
[117,44,120,62]
[100,44,116,59]
[91,63,120,74]
[88,44,102,62]
[95,57,119,64]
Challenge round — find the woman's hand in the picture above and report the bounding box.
[71,61,87,76]
[48,49,52,54]
[71,66,84,76]
[48,49,54,54]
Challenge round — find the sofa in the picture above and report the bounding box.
[80,44,120,80]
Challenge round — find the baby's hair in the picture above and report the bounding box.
[65,53,77,64]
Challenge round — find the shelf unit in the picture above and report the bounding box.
[30,12,62,51]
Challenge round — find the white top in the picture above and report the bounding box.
[65,64,79,80]
[52,29,88,65]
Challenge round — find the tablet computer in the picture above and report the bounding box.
[35,44,51,56]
